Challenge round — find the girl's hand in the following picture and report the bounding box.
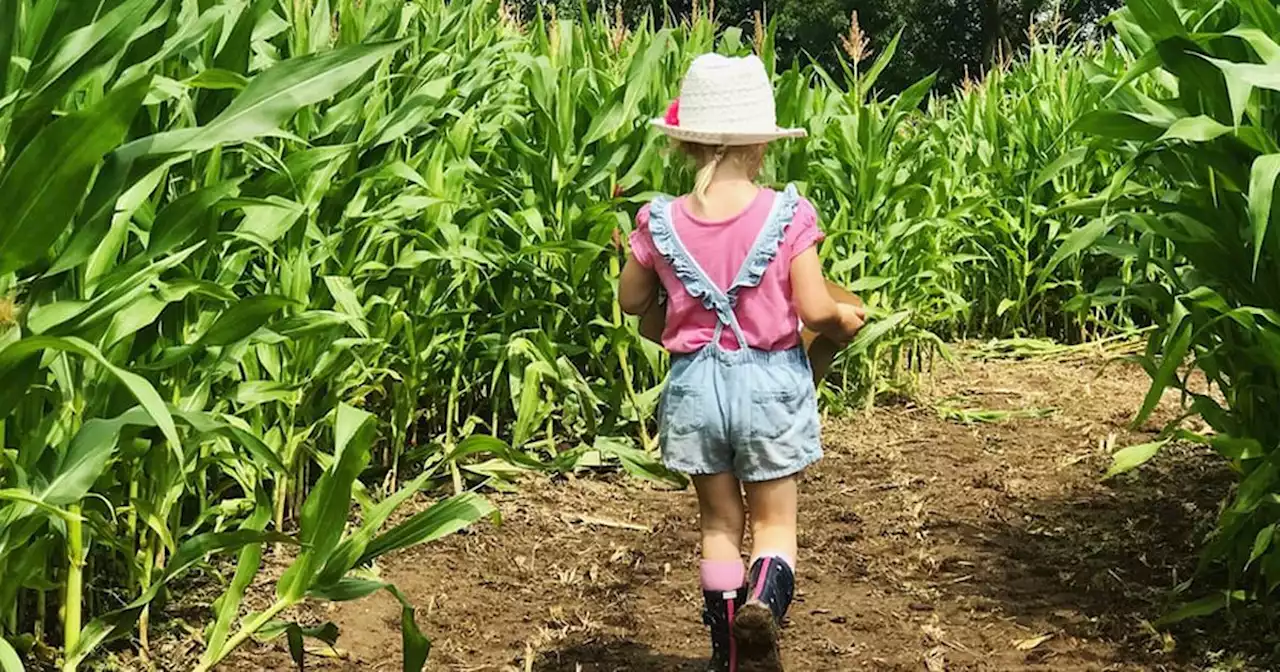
[833,303,867,344]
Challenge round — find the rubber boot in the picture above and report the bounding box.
[733,557,795,672]
[702,586,743,672]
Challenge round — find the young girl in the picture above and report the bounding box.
[618,54,865,672]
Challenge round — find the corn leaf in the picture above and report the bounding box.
[277,404,376,602]
[13,0,157,138]
[0,0,14,101]
[848,310,911,356]
[0,336,179,449]
[316,469,437,586]
[1249,524,1275,568]
[148,179,244,255]
[1248,154,1280,277]
[1154,591,1246,627]
[119,41,404,159]
[355,492,496,567]
[42,413,143,506]
[386,584,430,672]
[1104,439,1169,479]
[0,76,150,275]
[201,490,272,665]
[1134,309,1191,425]
[308,578,388,602]
[1071,109,1166,141]
[197,296,295,347]
[0,487,83,522]
[1033,147,1088,190]
[0,636,22,672]
[1125,0,1186,42]
[1038,217,1118,286]
[1159,115,1232,143]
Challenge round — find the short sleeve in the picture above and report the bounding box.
[787,197,824,260]
[629,205,658,268]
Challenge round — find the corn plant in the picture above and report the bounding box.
[1085,0,1280,615]
[765,32,1148,399]
[0,0,1174,668]
[932,41,1146,341]
[0,1,498,669]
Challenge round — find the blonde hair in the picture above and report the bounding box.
[676,142,767,209]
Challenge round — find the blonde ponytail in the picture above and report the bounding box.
[692,145,727,209]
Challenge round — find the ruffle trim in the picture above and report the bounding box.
[645,183,802,316]
[727,183,800,304]
[647,196,729,315]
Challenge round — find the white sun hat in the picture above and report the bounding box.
[650,53,807,146]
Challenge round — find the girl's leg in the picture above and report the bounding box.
[694,473,747,564]
[733,475,799,672]
[743,475,798,566]
[693,473,746,671]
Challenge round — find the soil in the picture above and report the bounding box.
[153,350,1277,671]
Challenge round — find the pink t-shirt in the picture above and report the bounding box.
[630,188,824,354]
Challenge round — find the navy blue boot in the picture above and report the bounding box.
[733,557,794,672]
[702,587,743,671]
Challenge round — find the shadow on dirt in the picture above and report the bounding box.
[533,638,705,672]
[937,441,1279,667]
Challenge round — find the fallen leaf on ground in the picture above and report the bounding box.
[1014,633,1054,651]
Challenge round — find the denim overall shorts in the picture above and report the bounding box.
[648,186,822,483]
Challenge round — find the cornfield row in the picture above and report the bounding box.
[0,0,1275,668]
[1087,0,1280,620]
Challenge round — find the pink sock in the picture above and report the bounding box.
[700,559,746,591]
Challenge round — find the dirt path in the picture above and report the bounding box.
[215,353,1259,672]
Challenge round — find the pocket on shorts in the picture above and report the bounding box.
[748,389,810,442]
[661,384,703,436]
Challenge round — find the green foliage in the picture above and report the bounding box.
[1085,0,1280,607]
[0,0,1210,667]
[0,1,512,668]
[769,36,1151,405]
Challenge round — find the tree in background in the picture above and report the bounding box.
[516,0,1123,91]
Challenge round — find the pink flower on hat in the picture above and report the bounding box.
[664,98,680,126]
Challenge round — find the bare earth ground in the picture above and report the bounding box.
[147,351,1275,671]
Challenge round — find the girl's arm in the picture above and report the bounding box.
[791,247,864,340]
[619,256,659,316]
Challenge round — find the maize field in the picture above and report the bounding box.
[0,0,1276,668]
